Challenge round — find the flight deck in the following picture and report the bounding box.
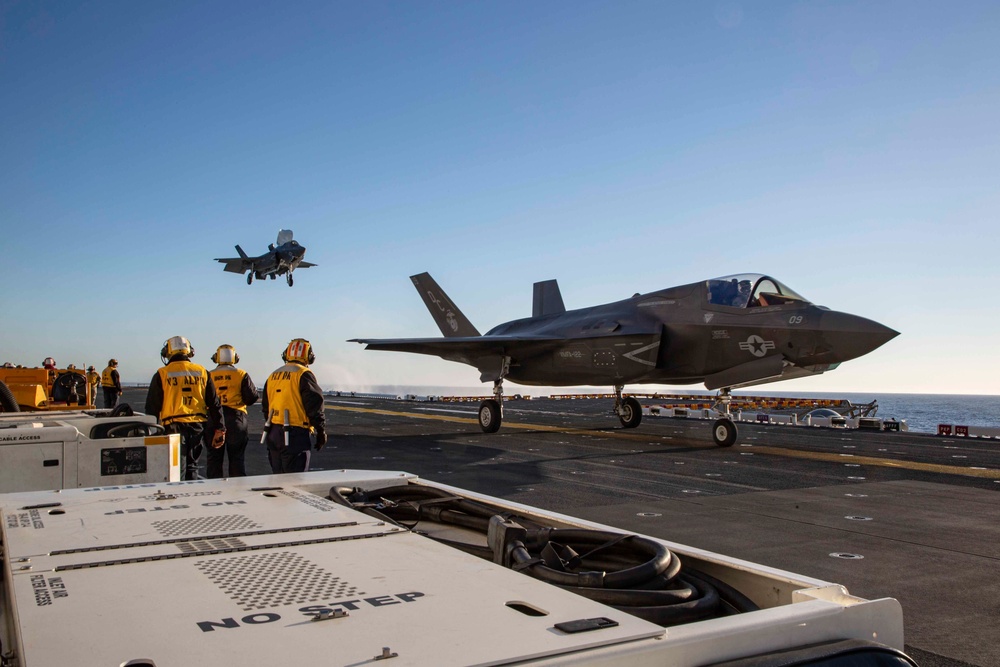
[125,388,997,667]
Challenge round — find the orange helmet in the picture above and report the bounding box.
[281,338,315,365]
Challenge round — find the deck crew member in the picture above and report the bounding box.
[207,344,258,478]
[145,337,224,480]
[101,359,122,409]
[261,338,326,473]
[86,366,100,406]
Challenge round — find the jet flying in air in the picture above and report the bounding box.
[352,273,898,446]
[215,230,315,286]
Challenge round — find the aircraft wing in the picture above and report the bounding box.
[350,335,566,370]
[215,258,250,274]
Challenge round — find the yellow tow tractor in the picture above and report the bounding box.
[0,365,96,412]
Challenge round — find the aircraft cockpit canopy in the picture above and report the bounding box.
[707,274,809,308]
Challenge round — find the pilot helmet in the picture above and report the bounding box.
[282,338,315,365]
[212,344,239,365]
[161,336,195,365]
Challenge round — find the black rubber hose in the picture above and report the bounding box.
[683,568,760,613]
[0,380,19,412]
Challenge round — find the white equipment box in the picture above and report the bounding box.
[0,470,913,666]
[0,410,180,493]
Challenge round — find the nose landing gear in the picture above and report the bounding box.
[711,388,738,447]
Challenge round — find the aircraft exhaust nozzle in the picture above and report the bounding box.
[818,311,899,363]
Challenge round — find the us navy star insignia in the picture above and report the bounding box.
[739,335,775,358]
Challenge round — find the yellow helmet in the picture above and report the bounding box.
[161,336,195,364]
[282,338,315,365]
[212,344,239,365]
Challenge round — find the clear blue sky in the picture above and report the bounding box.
[2,1,998,395]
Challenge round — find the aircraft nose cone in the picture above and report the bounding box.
[819,311,899,362]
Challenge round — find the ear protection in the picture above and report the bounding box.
[281,338,315,365]
[212,345,239,365]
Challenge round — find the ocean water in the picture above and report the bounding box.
[329,385,1000,435]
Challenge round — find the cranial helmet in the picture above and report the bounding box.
[212,344,239,365]
[109,359,118,367]
[282,338,315,365]
[43,357,57,369]
[88,366,96,371]
[161,336,195,365]
[67,364,77,371]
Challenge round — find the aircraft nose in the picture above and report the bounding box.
[818,311,899,362]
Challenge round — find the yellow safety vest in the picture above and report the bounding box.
[157,361,209,425]
[101,366,116,387]
[210,366,248,413]
[87,371,100,388]
[266,363,312,429]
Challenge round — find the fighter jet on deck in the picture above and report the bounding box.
[215,230,315,286]
[352,273,898,446]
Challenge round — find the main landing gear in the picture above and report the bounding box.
[247,272,253,285]
[287,273,294,287]
[711,388,738,447]
[614,385,642,429]
[477,357,511,433]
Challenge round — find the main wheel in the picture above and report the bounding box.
[287,273,294,286]
[712,418,738,447]
[618,396,642,428]
[478,399,502,433]
[247,272,253,285]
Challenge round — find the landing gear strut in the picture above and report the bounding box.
[287,272,294,287]
[478,356,510,433]
[614,385,642,429]
[711,388,738,447]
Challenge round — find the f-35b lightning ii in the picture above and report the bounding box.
[215,229,315,286]
[352,273,898,446]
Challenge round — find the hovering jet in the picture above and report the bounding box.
[351,273,898,446]
[215,230,315,286]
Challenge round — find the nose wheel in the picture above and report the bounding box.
[711,388,738,447]
[287,273,294,286]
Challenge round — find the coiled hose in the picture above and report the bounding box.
[330,483,758,626]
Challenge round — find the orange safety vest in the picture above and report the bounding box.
[157,360,209,425]
[210,366,249,413]
[266,363,312,429]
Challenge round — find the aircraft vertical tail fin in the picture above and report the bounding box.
[235,245,249,260]
[532,279,566,317]
[410,272,481,338]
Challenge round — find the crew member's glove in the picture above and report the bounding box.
[211,429,227,449]
[314,429,327,451]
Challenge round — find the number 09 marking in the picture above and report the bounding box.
[788,315,804,325]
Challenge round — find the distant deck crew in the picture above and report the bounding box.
[86,366,100,406]
[261,338,326,474]
[145,337,224,480]
[101,359,122,409]
[207,344,258,478]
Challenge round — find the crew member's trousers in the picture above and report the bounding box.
[206,408,249,478]
[165,421,206,480]
[103,387,119,409]
[266,425,312,474]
